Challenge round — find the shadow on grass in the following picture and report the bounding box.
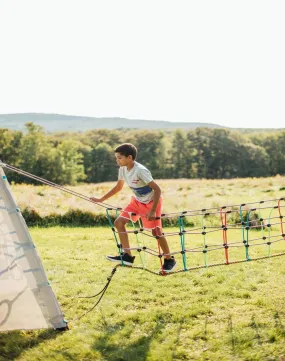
[0,328,63,361]
[92,317,166,361]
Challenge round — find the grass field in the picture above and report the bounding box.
[1,227,285,361]
[10,175,285,218]
[1,175,285,361]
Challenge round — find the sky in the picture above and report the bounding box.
[0,0,284,128]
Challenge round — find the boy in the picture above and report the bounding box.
[90,143,176,273]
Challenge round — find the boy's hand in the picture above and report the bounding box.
[90,197,103,203]
[146,210,156,221]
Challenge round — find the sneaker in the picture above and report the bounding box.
[161,256,176,273]
[106,253,135,266]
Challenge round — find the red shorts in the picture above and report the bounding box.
[120,196,162,229]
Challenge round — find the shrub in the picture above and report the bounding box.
[21,207,195,228]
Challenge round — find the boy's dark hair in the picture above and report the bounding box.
[114,143,137,160]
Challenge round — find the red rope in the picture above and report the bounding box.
[220,208,229,264]
[278,199,285,239]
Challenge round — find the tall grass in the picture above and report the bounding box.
[11,175,285,227]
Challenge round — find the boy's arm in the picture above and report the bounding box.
[90,180,124,203]
[146,181,161,220]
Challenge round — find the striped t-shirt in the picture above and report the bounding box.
[118,161,154,204]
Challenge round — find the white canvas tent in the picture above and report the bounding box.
[0,165,67,332]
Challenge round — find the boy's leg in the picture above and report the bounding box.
[107,197,140,265]
[106,216,136,265]
[152,227,171,259]
[141,198,175,271]
[152,226,176,273]
[114,217,132,255]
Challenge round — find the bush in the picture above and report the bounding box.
[21,207,195,228]
[21,207,114,227]
[228,207,263,229]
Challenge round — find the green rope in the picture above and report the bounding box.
[258,203,271,257]
[239,205,250,260]
[267,207,275,257]
[178,216,187,271]
[201,213,208,267]
[239,205,247,259]
[258,203,265,242]
[245,210,251,260]
[106,209,124,267]
[129,216,146,268]
[138,219,147,267]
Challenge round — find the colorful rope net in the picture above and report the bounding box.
[105,198,285,276]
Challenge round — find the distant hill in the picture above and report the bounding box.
[0,113,283,133]
[0,113,224,132]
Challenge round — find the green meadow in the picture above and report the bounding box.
[1,175,285,361]
[11,175,285,218]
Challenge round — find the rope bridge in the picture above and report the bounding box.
[105,199,285,275]
[76,198,285,319]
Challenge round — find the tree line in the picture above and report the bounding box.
[0,122,284,185]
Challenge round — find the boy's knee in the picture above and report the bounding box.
[152,227,162,237]
[114,218,121,228]
[114,217,127,229]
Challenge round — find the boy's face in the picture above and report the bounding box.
[115,152,133,166]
